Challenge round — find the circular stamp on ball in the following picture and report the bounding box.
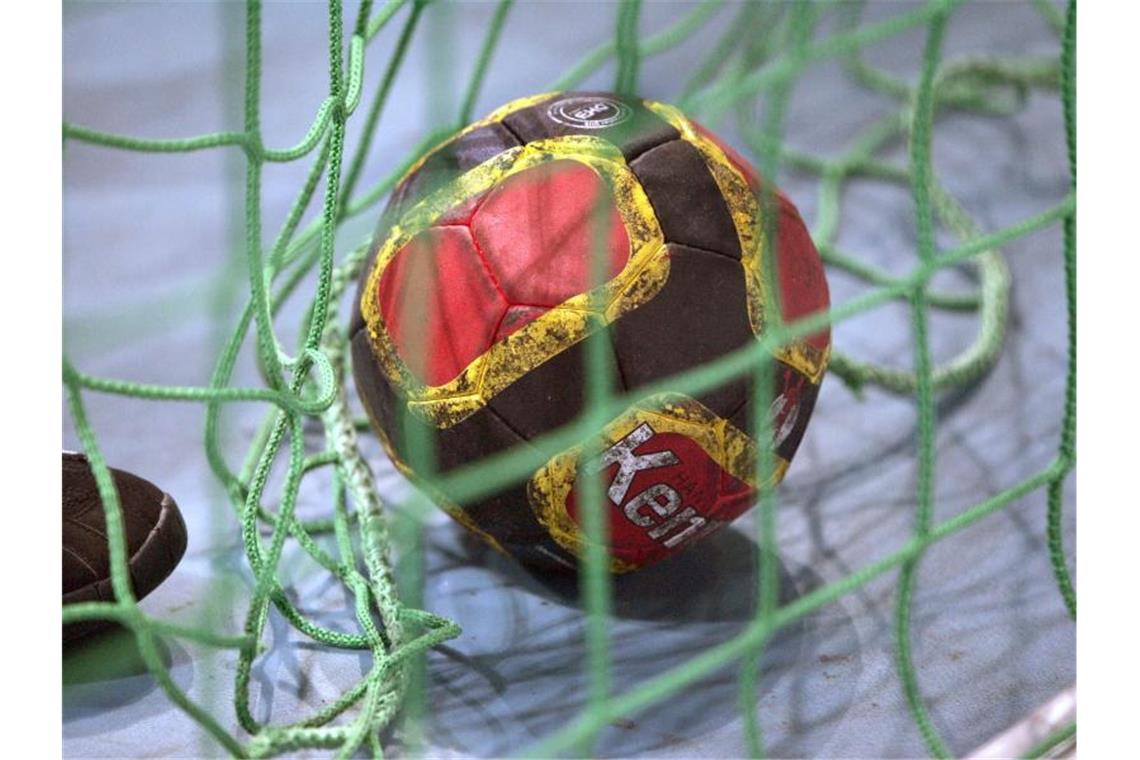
[547,95,633,129]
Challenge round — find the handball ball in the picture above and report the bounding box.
[351,91,830,573]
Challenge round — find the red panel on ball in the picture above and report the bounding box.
[565,430,749,568]
[772,200,831,352]
[378,226,507,386]
[472,159,631,308]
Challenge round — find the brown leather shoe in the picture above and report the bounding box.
[62,452,188,643]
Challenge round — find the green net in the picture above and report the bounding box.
[61,0,1076,757]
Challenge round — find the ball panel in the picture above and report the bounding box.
[377,225,507,387]
[449,121,523,168]
[610,243,754,419]
[629,138,741,258]
[470,159,630,309]
[430,410,547,548]
[501,91,679,161]
[483,333,596,441]
[770,198,831,353]
[360,140,670,431]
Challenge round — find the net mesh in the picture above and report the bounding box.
[61,0,1076,757]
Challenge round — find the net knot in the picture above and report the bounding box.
[280,347,338,414]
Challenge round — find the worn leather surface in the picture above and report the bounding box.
[62,452,188,642]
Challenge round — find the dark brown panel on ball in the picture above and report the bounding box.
[349,272,369,336]
[434,407,526,473]
[485,328,623,447]
[466,487,541,548]
[629,139,742,258]
[351,327,407,448]
[502,91,678,162]
[350,328,553,549]
[611,243,753,418]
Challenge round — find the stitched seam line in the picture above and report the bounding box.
[63,544,101,578]
[461,222,513,306]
